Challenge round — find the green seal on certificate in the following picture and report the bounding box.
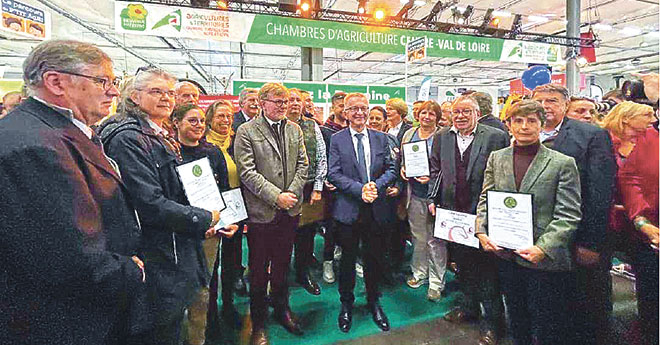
[412,144,420,152]
[192,165,202,177]
[503,196,517,208]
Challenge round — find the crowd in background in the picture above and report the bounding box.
[1,39,658,345]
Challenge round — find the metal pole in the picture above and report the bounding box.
[566,0,580,95]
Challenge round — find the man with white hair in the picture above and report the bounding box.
[174,80,200,106]
[0,39,143,345]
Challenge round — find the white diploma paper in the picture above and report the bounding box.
[402,140,430,178]
[176,157,226,229]
[434,208,479,248]
[487,191,534,250]
[217,188,248,228]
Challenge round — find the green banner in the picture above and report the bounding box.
[232,80,404,105]
[247,14,504,61]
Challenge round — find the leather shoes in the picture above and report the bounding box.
[478,330,498,345]
[443,308,475,324]
[369,302,390,332]
[338,304,352,333]
[275,308,303,335]
[297,274,321,295]
[250,328,269,345]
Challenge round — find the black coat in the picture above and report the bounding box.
[549,118,616,252]
[98,111,213,326]
[0,98,143,345]
[232,110,249,134]
[478,114,509,133]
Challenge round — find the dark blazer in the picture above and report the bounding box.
[0,98,143,344]
[478,114,508,133]
[550,118,616,252]
[428,124,510,213]
[232,110,249,133]
[395,121,413,146]
[327,128,397,225]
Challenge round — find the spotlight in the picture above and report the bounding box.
[374,8,386,21]
[451,5,473,25]
[216,0,228,9]
[358,0,367,14]
[300,0,311,12]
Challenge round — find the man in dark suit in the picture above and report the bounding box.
[472,92,508,133]
[532,84,616,345]
[0,40,144,345]
[232,87,259,133]
[328,92,397,333]
[427,95,509,345]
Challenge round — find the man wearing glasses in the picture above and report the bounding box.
[327,92,397,333]
[427,94,509,345]
[0,40,143,345]
[234,83,309,345]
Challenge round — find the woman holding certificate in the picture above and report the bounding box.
[475,100,582,345]
[98,68,223,345]
[399,100,446,301]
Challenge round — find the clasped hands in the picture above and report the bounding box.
[362,182,378,203]
[476,233,546,264]
[276,191,299,210]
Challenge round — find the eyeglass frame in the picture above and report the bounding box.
[135,88,177,99]
[345,106,369,114]
[55,70,121,91]
[263,99,289,108]
[451,108,476,117]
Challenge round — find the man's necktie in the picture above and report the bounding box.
[355,133,368,183]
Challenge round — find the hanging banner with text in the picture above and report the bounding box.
[115,2,563,64]
[232,79,404,105]
[2,0,50,40]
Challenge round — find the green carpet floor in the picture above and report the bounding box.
[211,232,459,345]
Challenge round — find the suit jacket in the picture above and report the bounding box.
[395,121,413,145]
[232,110,250,133]
[428,124,510,213]
[476,144,582,271]
[0,98,143,344]
[550,118,616,252]
[327,128,397,225]
[234,114,309,223]
[478,114,508,133]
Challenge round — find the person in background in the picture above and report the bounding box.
[234,83,309,345]
[427,95,509,345]
[0,90,24,118]
[532,84,616,345]
[472,92,508,132]
[99,67,222,345]
[412,100,424,126]
[603,89,625,104]
[601,101,658,345]
[400,100,446,302]
[233,88,260,133]
[170,104,238,345]
[328,92,397,333]
[566,96,597,123]
[0,39,143,345]
[300,90,322,125]
[385,97,413,144]
[287,88,327,296]
[174,81,200,106]
[368,106,387,132]
[204,99,245,329]
[476,100,582,345]
[439,101,453,127]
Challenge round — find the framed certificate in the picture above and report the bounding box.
[434,208,479,248]
[176,157,226,229]
[486,191,534,250]
[402,140,430,178]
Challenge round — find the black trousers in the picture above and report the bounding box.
[499,260,572,345]
[571,252,613,345]
[631,239,659,345]
[335,206,387,306]
[294,223,317,278]
[221,228,243,305]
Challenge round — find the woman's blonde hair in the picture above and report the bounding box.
[385,98,408,118]
[205,99,234,132]
[601,101,654,138]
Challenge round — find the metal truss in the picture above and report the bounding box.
[121,0,597,48]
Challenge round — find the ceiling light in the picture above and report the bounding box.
[492,10,511,17]
[414,0,426,6]
[528,15,549,23]
[374,8,386,21]
[620,27,642,36]
[593,23,612,31]
[457,17,465,25]
[577,56,588,67]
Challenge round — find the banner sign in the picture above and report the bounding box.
[115,2,563,64]
[2,0,50,40]
[232,79,404,105]
[406,36,426,63]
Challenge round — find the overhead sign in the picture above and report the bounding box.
[232,80,404,105]
[115,2,563,64]
[1,0,50,40]
[406,36,426,63]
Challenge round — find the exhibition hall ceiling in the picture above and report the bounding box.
[0,0,658,93]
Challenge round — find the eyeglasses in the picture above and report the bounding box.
[345,106,369,114]
[264,99,289,108]
[137,88,177,99]
[185,118,205,126]
[55,70,121,91]
[451,109,474,116]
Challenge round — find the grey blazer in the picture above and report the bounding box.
[234,114,309,223]
[475,144,582,271]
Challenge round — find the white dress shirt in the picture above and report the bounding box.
[449,126,476,158]
[540,119,564,143]
[349,126,371,181]
[387,121,403,138]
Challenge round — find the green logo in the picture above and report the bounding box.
[152,9,182,31]
[120,4,148,31]
[547,45,558,62]
[503,196,517,209]
[507,43,523,58]
[192,165,202,177]
[412,144,419,152]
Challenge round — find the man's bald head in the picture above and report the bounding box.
[175,81,200,106]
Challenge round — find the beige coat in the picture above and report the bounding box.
[475,144,582,271]
[234,114,309,223]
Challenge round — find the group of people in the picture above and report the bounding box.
[1,39,658,345]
